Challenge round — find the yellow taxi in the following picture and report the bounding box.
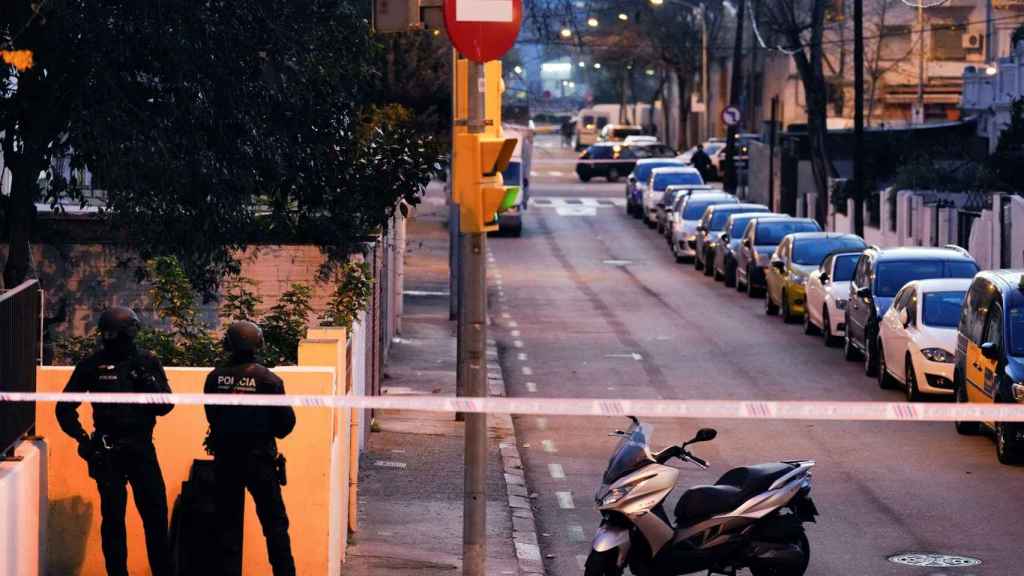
[765,233,866,323]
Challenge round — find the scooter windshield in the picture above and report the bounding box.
[602,422,655,485]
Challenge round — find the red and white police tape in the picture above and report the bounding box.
[2,391,1024,422]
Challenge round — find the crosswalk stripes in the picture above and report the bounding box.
[531,197,626,208]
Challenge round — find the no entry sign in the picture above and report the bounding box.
[443,0,523,62]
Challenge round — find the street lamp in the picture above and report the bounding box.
[513,65,523,75]
[560,27,572,38]
[618,13,629,21]
[587,17,599,27]
[593,62,602,69]
[578,60,586,68]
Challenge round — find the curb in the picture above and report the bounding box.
[487,339,546,576]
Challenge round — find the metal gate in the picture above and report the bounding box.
[957,210,981,250]
[0,280,42,457]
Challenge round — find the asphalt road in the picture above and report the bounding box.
[487,134,1024,575]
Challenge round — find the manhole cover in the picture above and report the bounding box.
[887,553,982,568]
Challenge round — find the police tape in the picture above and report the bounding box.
[3,391,1024,422]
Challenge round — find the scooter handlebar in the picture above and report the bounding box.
[687,454,708,469]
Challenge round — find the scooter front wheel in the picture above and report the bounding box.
[749,531,810,576]
[584,549,624,576]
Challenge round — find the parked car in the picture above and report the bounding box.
[953,270,1024,464]
[804,249,865,346]
[694,203,768,275]
[844,246,979,378]
[623,135,659,146]
[643,167,704,227]
[626,159,687,218]
[656,185,712,236]
[877,278,971,401]
[765,233,866,323]
[713,213,788,287]
[576,143,632,183]
[736,217,821,297]
[669,192,736,262]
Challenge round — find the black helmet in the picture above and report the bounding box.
[224,321,264,354]
[97,307,141,342]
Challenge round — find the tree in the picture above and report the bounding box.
[760,0,833,221]
[1,0,440,294]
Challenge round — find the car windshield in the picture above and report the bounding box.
[832,254,859,282]
[704,143,724,155]
[1009,294,1024,356]
[502,161,521,186]
[874,260,979,298]
[602,422,654,485]
[922,290,967,328]
[729,216,759,237]
[662,189,683,208]
[685,198,734,220]
[710,206,754,229]
[653,172,702,191]
[792,237,865,265]
[613,127,644,139]
[756,220,820,245]
[588,146,613,159]
[634,162,683,182]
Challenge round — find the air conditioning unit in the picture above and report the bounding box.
[963,32,984,52]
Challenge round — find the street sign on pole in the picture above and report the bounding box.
[721,105,741,127]
[443,0,523,62]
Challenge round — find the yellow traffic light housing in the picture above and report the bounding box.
[453,133,518,233]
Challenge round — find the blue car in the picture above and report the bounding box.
[625,158,686,218]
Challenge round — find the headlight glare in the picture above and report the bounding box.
[920,348,954,363]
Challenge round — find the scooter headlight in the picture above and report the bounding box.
[599,485,635,507]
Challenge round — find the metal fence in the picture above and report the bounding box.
[0,279,42,457]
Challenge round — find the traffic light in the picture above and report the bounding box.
[453,132,517,233]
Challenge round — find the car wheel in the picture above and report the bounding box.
[672,243,686,264]
[725,261,737,287]
[578,170,592,183]
[703,251,715,277]
[607,168,620,183]
[746,267,759,298]
[843,316,861,361]
[631,205,642,219]
[803,306,818,335]
[954,374,980,436]
[997,420,1024,465]
[864,329,879,377]
[823,309,838,347]
[765,289,779,315]
[657,220,664,234]
[694,252,704,271]
[876,342,895,389]
[645,217,655,229]
[781,290,796,323]
[903,355,921,400]
[713,264,724,281]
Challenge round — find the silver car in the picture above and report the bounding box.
[713,212,787,287]
[670,192,736,263]
[693,203,768,275]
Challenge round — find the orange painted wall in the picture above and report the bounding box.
[36,365,340,576]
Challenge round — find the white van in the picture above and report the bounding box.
[574,106,613,150]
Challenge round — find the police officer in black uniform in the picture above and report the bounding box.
[204,321,296,576]
[56,307,173,576]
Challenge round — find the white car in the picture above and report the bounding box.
[642,167,704,226]
[804,250,864,346]
[877,278,972,400]
[623,135,659,146]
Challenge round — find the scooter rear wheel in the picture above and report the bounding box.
[749,531,810,576]
[584,549,624,576]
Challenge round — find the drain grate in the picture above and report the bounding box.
[888,553,982,568]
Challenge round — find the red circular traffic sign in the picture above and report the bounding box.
[444,0,523,63]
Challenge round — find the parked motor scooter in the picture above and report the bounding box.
[585,417,818,576]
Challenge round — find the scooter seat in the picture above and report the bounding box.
[674,484,745,524]
[714,463,794,498]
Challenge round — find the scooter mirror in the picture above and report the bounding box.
[692,428,717,443]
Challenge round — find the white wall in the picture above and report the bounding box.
[0,439,46,576]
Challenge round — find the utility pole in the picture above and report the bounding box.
[915,1,925,124]
[461,60,488,576]
[701,6,710,143]
[853,0,865,238]
[724,0,746,193]
[768,94,778,212]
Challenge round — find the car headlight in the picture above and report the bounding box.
[835,299,847,310]
[788,273,806,285]
[1013,383,1024,403]
[920,348,954,363]
[708,242,718,249]
[599,484,635,507]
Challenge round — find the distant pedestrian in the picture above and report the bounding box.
[691,144,712,181]
[57,307,174,576]
[204,321,296,576]
[561,120,574,148]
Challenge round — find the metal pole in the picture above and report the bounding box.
[724,0,746,193]
[462,60,487,576]
[853,0,865,238]
[768,95,778,212]
[916,2,924,124]
[702,7,710,142]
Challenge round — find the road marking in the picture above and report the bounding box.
[533,196,627,208]
[526,382,538,392]
[536,417,547,430]
[602,259,633,267]
[605,352,644,361]
[556,491,575,509]
[555,206,597,217]
[507,320,518,328]
[542,439,557,453]
[548,170,564,177]
[517,352,528,361]
[522,366,533,376]
[513,340,524,348]
[373,460,407,469]
[548,463,565,479]
[568,524,586,542]
[501,313,511,319]
[510,330,521,337]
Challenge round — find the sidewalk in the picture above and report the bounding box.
[343,184,539,575]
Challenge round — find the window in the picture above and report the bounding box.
[922,290,966,328]
[854,256,870,289]
[880,25,912,61]
[873,260,979,298]
[754,220,821,246]
[684,198,732,220]
[792,237,866,266]
[907,291,919,326]
[596,117,609,129]
[833,254,859,282]
[931,20,967,61]
[984,304,1003,351]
